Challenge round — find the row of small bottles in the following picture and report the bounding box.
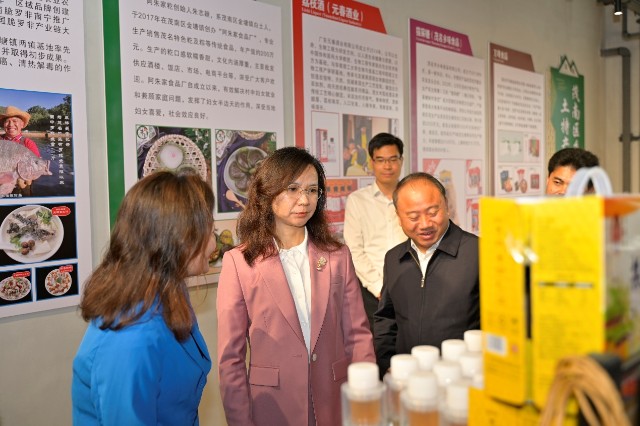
[341,330,482,426]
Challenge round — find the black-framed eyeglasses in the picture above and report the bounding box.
[372,156,401,165]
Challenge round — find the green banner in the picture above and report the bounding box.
[550,63,584,151]
[103,0,125,227]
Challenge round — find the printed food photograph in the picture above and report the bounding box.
[0,205,63,263]
[0,275,31,302]
[34,264,79,301]
[136,125,212,184]
[44,268,73,296]
[215,129,276,214]
[0,203,77,266]
[209,229,235,265]
[205,219,238,275]
[224,147,267,198]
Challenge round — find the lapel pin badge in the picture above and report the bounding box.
[316,257,327,271]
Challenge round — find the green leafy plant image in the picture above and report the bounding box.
[605,285,632,346]
[36,209,52,225]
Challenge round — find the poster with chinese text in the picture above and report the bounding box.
[292,0,404,239]
[550,57,584,151]
[490,43,545,198]
[410,20,485,234]
[0,0,91,318]
[105,0,285,282]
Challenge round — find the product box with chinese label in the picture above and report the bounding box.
[479,195,640,411]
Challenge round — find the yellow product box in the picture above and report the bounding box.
[479,195,640,410]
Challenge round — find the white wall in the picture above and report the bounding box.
[0,1,624,425]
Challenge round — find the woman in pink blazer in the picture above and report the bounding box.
[217,147,375,426]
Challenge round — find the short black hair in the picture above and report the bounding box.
[548,148,599,176]
[393,172,446,207]
[368,133,404,158]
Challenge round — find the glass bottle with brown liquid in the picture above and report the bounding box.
[400,371,439,426]
[341,362,386,426]
[432,360,462,410]
[441,380,470,426]
[383,354,418,426]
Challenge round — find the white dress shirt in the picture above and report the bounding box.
[277,229,312,354]
[343,182,407,297]
[410,222,449,276]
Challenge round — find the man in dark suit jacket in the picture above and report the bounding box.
[374,172,480,375]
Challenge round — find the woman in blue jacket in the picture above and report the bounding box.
[72,170,216,425]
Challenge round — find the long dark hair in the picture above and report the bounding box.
[79,170,215,341]
[237,146,340,266]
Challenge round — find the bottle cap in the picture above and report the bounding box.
[390,354,418,382]
[432,360,462,387]
[407,371,438,402]
[464,330,483,352]
[459,352,483,378]
[347,362,379,391]
[446,380,470,417]
[441,339,467,362]
[411,345,440,371]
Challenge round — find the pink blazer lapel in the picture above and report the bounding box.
[256,255,306,346]
[309,242,330,353]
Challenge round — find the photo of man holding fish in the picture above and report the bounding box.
[0,106,51,197]
[0,89,76,198]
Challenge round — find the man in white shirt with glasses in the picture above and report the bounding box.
[344,133,407,332]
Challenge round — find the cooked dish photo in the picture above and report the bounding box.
[45,268,72,296]
[223,146,267,198]
[142,134,208,181]
[0,276,31,301]
[1,205,64,263]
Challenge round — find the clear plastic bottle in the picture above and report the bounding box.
[458,352,482,379]
[432,360,462,409]
[400,371,439,426]
[341,362,386,426]
[463,330,482,353]
[441,380,470,426]
[441,339,467,362]
[410,345,440,372]
[383,354,418,426]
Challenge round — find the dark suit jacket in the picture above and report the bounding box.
[374,220,480,375]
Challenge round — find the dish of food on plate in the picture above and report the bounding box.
[45,268,72,296]
[142,134,208,181]
[223,146,267,198]
[0,276,31,301]
[1,205,64,263]
[209,229,235,264]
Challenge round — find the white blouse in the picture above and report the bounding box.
[277,229,312,355]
